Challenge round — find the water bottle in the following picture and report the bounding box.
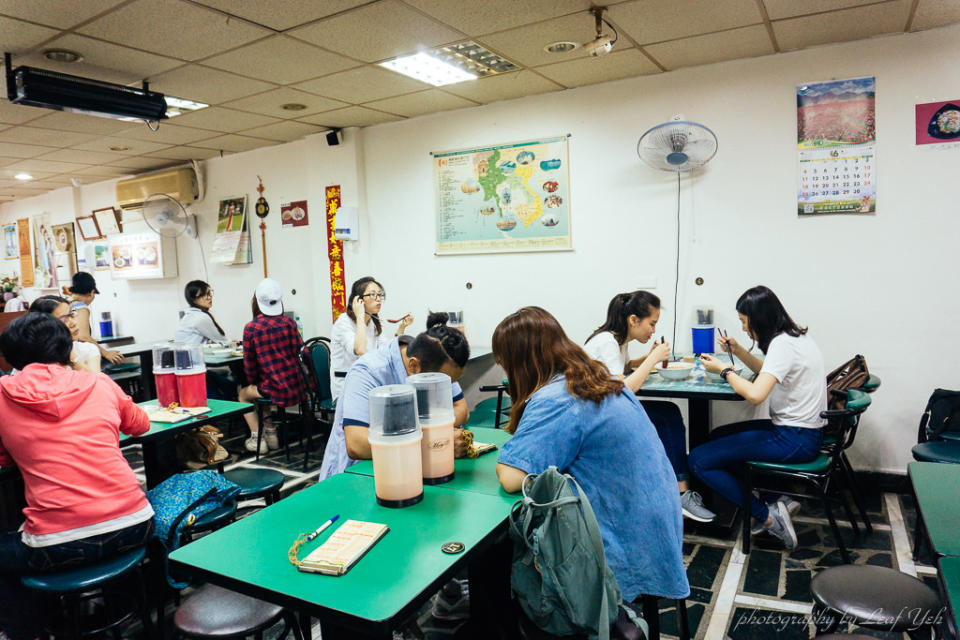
[693,356,706,383]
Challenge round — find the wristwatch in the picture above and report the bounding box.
[720,367,735,381]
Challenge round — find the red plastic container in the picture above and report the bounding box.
[176,371,207,408]
[154,372,179,406]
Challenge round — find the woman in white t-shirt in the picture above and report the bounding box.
[690,286,827,551]
[330,277,413,400]
[28,295,101,373]
[584,291,716,523]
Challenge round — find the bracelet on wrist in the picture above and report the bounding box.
[720,367,735,381]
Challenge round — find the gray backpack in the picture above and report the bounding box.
[509,466,647,640]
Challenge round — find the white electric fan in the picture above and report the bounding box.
[636,116,718,353]
[141,192,208,280]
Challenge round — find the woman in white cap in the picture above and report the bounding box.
[238,279,307,454]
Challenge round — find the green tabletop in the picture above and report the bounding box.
[204,354,243,366]
[939,556,960,633]
[120,399,253,445]
[169,472,514,635]
[909,462,960,557]
[637,367,743,399]
[346,427,514,499]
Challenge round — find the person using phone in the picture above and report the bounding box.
[584,291,715,522]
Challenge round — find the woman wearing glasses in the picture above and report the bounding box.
[175,280,229,346]
[175,280,238,401]
[330,277,413,400]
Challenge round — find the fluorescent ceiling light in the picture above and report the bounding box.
[14,172,34,181]
[379,53,477,86]
[165,95,209,118]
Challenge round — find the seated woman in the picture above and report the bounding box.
[28,295,101,372]
[585,290,715,522]
[319,313,470,479]
[689,286,827,549]
[239,279,307,454]
[0,313,153,639]
[330,277,414,401]
[495,307,689,605]
[65,272,123,365]
[175,280,238,400]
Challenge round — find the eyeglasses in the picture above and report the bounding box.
[362,293,386,301]
[199,291,213,299]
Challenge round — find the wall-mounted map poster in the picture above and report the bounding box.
[433,136,572,255]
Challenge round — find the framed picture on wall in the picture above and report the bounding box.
[3,224,17,260]
[76,214,103,241]
[93,206,122,236]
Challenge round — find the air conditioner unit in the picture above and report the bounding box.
[5,53,167,122]
[115,167,198,211]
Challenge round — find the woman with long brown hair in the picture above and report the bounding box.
[494,306,688,604]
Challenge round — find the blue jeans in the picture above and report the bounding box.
[641,401,688,483]
[0,519,153,640]
[687,420,822,521]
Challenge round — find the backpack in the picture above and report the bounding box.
[917,389,960,442]
[508,466,647,640]
[826,355,870,410]
[145,470,240,587]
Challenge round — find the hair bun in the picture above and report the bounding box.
[426,311,449,329]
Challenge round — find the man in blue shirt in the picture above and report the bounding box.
[319,331,470,479]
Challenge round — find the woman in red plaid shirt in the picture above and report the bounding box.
[238,279,306,454]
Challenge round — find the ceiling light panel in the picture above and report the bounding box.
[380,53,477,86]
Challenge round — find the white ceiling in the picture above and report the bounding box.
[1,0,957,201]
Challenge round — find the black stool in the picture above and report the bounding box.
[21,546,153,640]
[174,583,304,640]
[223,468,285,506]
[180,500,237,545]
[811,565,941,638]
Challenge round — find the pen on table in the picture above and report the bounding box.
[306,514,340,541]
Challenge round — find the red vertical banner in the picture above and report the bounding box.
[325,185,346,322]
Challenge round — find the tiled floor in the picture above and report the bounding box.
[120,429,940,640]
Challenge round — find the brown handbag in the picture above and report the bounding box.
[176,425,228,469]
[825,355,869,410]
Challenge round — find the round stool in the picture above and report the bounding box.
[181,500,238,545]
[912,441,960,463]
[21,547,152,640]
[175,583,303,640]
[223,468,285,505]
[811,565,941,637]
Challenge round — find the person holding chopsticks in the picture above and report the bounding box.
[689,285,827,550]
[584,290,715,522]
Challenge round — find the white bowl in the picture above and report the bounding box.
[658,362,695,380]
[706,365,742,383]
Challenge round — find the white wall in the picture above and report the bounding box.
[4,24,958,473]
[358,24,960,475]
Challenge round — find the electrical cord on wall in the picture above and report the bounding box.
[672,171,680,359]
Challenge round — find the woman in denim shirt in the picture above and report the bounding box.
[495,306,689,603]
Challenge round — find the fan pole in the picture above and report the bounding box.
[260,220,268,277]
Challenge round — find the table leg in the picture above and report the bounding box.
[466,533,515,639]
[685,398,740,533]
[139,352,156,400]
[141,440,178,489]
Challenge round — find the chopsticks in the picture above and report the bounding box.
[717,327,736,366]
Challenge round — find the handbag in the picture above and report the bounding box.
[176,425,229,469]
[825,355,869,410]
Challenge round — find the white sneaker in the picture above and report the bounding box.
[244,435,268,454]
[263,425,280,450]
[751,497,802,535]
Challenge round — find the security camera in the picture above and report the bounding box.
[583,34,614,57]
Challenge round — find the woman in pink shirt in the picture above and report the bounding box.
[0,313,153,638]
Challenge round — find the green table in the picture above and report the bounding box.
[909,462,960,558]
[124,399,253,488]
[938,556,960,638]
[346,427,513,499]
[204,353,243,366]
[168,472,515,638]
